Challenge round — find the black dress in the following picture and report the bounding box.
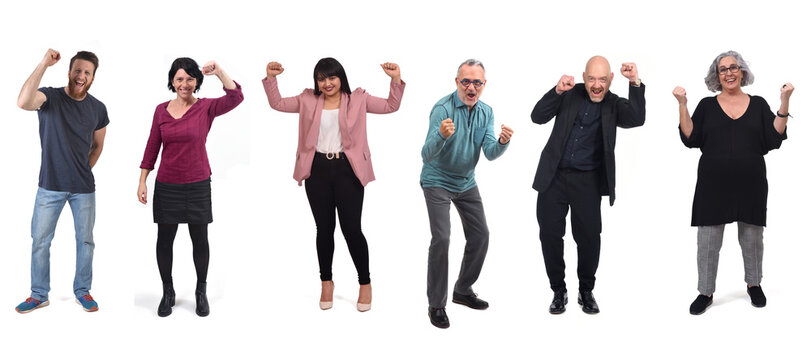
[680,95,786,227]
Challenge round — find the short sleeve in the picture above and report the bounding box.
[96,103,110,130]
[758,96,786,151]
[680,97,708,148]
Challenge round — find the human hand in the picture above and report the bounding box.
[380,62,401,82]
[138,183,148,205]
[621,62,638,82]
[440,118,455,138]
[41,48,61,67]
[202,61,221,76]
[266,62,284,78]
[780,82,794,103]
[498,124,513,144]
[556,75,575,94]
[672,86,688,105]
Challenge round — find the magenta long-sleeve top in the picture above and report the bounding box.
[140,82,244,184]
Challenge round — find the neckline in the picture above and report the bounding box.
[165,98,199,120]
[715,94,751,121]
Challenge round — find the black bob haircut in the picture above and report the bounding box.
[167,57,204,93]
[70,51,99,75]
[313,57,351,96]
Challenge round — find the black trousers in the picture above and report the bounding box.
[537,169,602,292]
[305,153,370,285]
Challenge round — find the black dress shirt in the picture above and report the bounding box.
[559,96,603,170]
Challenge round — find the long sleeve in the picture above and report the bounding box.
[262,76,303,113]
[481,109,508,160]
[140,106,163,170]
[208,81,245,119]
[531,87,563,125]
[365,80,405,114]
[421,105,449,163]
[616,83,646,128]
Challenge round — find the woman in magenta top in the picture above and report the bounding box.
[138,57,243,317]
[263,58,404,312]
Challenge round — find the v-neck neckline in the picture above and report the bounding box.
[165,99,199,120]
[715,94,751,121]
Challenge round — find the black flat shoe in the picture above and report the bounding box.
[157,283,175,317]
[578,290,600,314]
[549,290,567,314]
[195,282,209,317]
[747,286,766,308]
[452,292,489,310]
[429,307,450,329]
[689,294,713,315]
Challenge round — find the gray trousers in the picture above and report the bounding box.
[697,222,764,295]
[423,186,489,308]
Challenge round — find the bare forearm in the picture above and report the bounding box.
[89,144,103,168]
[678,103,693,138]
[18,63,48,110]
[139,168,152,184]
[773,100,789,134]
[216,70,236,90]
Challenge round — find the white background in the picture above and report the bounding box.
[1,0,808,358]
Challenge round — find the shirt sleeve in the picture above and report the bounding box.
[262,77,303,113]
[759,96,787,152]
[208,81,245,119]
[96,102,110,130]
[481,107,508,161]
[680,97,706,148]
[365,80,405,114]
[421,105,449,163]
[140,105,163,170]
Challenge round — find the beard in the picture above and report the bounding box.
[67,80,92,99]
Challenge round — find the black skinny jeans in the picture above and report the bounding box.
[305,153,370,285]
[156,223,209,285]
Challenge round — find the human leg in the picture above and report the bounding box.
[568,170,602,293]
[537,174,570,293]
[697,224,725,295]
[451,186,489,298]
[68,192,96,298]
[30,188,68,301]
[423,186,453,309]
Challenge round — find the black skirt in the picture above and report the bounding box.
[153,178,213,224]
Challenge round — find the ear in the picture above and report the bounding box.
[610,72,614,81]
[582,72,586,82]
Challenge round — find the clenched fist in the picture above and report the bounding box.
[556,75,575,95]
[440,118,455,138]
[672,86,687,105]
[267,61,284,78]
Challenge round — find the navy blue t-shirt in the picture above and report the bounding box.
[37,87,109,193]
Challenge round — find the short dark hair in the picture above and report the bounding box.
[313,57,351,96]
[70,51,99,75]
[167,57,204,93]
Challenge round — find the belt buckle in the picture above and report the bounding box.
[326,152,339,160]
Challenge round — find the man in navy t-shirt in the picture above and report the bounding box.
[15,49,109,314]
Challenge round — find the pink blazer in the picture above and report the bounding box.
[262,76,405,186]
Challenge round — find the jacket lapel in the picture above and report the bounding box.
[308,95,325,149]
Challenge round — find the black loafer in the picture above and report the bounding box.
[578,290,600,314]
[452,292,489,310]
[689,294,713,315]
[549,290,567,314]
[429,307,450,329]
[747,286,766,308]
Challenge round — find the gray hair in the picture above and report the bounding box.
[458,59,485,75]
[704,50,755,92]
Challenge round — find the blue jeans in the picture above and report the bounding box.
[30,187,96,301]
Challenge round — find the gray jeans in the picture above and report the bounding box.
[697,222,764,295]
[423,186,489,308]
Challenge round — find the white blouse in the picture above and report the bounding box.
[316,109,343,153]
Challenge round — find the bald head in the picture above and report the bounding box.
[583,55,613,102]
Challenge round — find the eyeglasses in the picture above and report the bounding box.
[458,78,485,89]
[718,65,741,74]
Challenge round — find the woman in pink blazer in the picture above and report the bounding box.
[263,57,404,312]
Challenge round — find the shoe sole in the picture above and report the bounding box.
[452,299,489,310]
[690,299,713,315]
[75,299,98,312]
[16,300,50,314]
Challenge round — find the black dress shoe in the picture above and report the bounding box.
[747,286,766,308]
[429,307,450,329]
[549,290,567,314]
[157,283,175,317]
[577,290,600,314]
[690,294,713,315]
[195,282,210,317]
[452,292,489,310]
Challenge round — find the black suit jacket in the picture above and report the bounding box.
[531,83,645,206]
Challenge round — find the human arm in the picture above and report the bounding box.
[531,75,573,125]
[616,63,645,128]
[203,61,243,117]
[421,106,451,163]
[773,83,793,135]
[88,127,106,168]
[17,49,60,110]
[262,61,303,113]
[365,62,405,114]
[673,86,693,137]
[137,168,152,204]
[481,110,510,161]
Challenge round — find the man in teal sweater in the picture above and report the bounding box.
[421,59,513,329]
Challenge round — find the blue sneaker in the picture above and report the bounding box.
[16,297,50,314]
[76,294,99,312]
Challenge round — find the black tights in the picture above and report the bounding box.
[156,223,209,285]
